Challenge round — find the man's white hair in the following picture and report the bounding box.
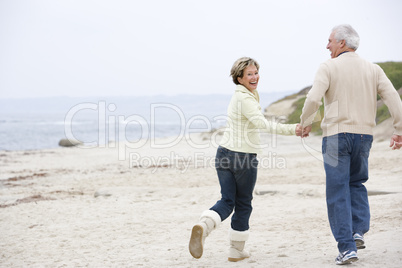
[332,24,360,50]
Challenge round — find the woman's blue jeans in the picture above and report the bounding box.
[322,133,373,252]
[210,146,258,231]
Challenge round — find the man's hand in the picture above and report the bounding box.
[296,124,312,138]
[302,125,312,138]
[390,134,402,150]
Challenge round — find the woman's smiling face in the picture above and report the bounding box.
[237,64,259,91]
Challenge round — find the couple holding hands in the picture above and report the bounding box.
[188,24,402,265]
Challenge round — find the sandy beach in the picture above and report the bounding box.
[1,129,401,267]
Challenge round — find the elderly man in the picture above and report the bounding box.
[300,24,402,265]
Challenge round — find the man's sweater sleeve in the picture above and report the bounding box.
[376,65,402,135]
[300,63,330,127]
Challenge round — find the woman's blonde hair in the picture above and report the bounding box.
[230,57,260,85]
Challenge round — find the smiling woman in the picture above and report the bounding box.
[229,57,260,89]
[188,56,302,262]
[231,58,260,91]
[237,65,259,91]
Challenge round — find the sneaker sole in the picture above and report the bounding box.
[336,256,358,265]
[189,225,203,259]
[228,256,249,262]
[355,240,366,249]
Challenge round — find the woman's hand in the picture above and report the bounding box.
[296,124,303,136]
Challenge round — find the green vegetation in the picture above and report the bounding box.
[286,97,324,135]
[284,61,402,134]
[377,62,402,91]
[376,103,390,124]
[286,97,306,123]
[376,94,402,124]
[375,62,402,124]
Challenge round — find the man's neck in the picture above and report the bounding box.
[337,48,355,57]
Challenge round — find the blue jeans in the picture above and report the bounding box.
[210,146,258,231]
[322,133,373,252]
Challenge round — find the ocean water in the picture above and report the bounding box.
[0,93,288,151]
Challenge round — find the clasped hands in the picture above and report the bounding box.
[296,124,312,138]
[295,125,402,150]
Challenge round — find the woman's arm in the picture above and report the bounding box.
[241,95,297,136]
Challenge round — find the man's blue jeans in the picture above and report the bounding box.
[322,133,373,252]
[210,146,258,231]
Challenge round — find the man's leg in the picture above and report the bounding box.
[350,134,372,240]
[323,134,357,253]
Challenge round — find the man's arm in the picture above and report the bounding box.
[376,65,402,148]
[300,63,330,128]
[376,65,402,136]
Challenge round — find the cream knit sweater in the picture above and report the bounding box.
[220,85,296,154]
[301,52,402,137]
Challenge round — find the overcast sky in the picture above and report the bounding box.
[1,0,401,99]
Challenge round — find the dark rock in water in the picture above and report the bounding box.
[58,139,83,147]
